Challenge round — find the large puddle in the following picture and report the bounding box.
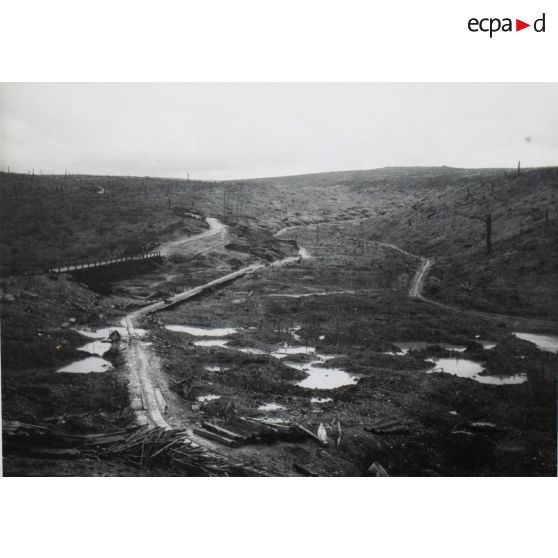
[296,363,359,389]
[57,356,113,374]
[165,325,237,336]
[429,357,527,385]
[78,340,112,357]
[197,394,221,402]
[513,332,558,354]
[281,350,357,390]
[194,339,230,347]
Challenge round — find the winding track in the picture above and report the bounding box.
[406,251,554,326]
[158,216,227,256]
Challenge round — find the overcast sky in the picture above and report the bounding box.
[0,83,556,180]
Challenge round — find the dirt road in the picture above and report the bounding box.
[159,216,227,256]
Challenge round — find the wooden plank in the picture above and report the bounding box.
[293,422,328,445]
[192,428,240,447]
[201,422,246,441]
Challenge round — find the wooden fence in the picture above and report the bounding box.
[48,251,162,273]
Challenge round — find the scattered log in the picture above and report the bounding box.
[365,416,412,435]
[294,422,329,445]
[336,420,342,447]
[202,421,246,441]
[192,427,240,447]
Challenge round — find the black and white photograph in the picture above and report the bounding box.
[1,82,556,477]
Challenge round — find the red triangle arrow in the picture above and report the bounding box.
[516,19,530,31]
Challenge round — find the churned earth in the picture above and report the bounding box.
[2,166,556,476]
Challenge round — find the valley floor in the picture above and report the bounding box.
[3,216,556,476]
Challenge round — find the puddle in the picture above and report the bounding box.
[257,403,285,411]
[204,366,230,372]
[311,397,333,404]
[237,347,266,355]
[165,325,237,336]
[513,332,558,354]
[77,340,112,356]
[197,394,221,402]
[57,356,113,374]
[476,374,529,385]
[272,344,316,358]
[194,339,229,347]
[296,363,359,390]
[394,341,467,354]
[319,354,341,361]
[429,357,527,385]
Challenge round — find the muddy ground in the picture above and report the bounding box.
[2,167,556,476]
[134,219,555,476]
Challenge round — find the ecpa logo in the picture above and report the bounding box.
[468,13,546,37]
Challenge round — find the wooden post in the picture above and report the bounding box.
[517,160,521,176]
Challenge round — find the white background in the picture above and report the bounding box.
[0,1,556,558]
[0,0,556,81]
